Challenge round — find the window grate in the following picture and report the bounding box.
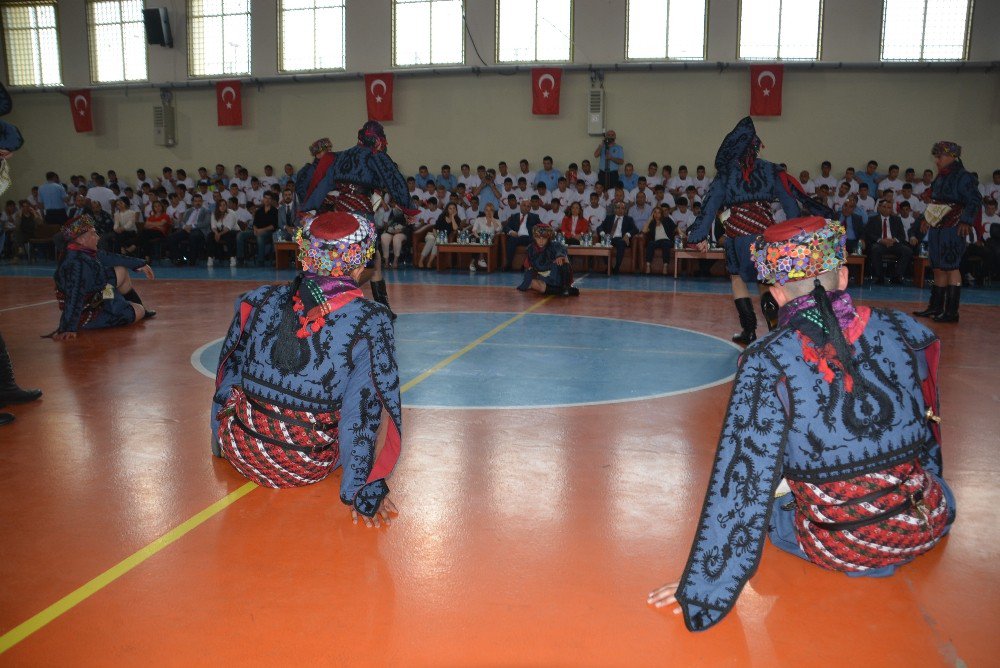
[881,0,971,62]
[279,0,346,72]
[188,0,252,77]
[496,0,573,63]
[87,0,148,83]
[392,0,464,67]
[738,0,823,61]
[1,1,62,87]
[625,0,707,61]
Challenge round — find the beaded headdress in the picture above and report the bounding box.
[62,214,96,241]
[295,211,376,277]
[309,137,333,157]
[751,216,846,285]
[931,141,961,159]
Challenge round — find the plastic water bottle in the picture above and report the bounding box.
[921,242,928,257]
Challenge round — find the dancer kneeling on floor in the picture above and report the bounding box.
[649,216,954,631]
[211,211,402,527]
[50,216,156,341]
[517,224,579,297]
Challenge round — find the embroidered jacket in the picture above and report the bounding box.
[53,250,146,333]
[212,283,402,515]
[930,159,981,225]
[674,299,943,631]
[297,144,411,213]
[517,240,569,290]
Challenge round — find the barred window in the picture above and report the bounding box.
[626,0,707,60]
[881,0,971,61]
[279,0,345,72]
[393,0,463,67]
[87,0,148,83]
[1,1,62,87]
[188,0,251,77]
[738,0,823,61]
[496,0,572,63]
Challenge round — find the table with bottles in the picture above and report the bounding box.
[565,232,615,276]
[435,230,499,273]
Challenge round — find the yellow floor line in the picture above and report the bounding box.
[0,296,552,654]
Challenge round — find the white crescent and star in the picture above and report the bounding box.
[221,85,237,109]
[73,94,88,116]
[370,78,387,103]
[537,73,556,98]
[756,70,776,96]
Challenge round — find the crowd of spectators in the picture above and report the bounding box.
[3,147,999,285]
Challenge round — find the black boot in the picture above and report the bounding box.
[0,412,13,426]
[732,298,757,346]
[913,285,945,318]
[124,289,156,319]
[369,280,397,321]
[760,292,780,332]
[932,285,960,323]
[0,333,42,406]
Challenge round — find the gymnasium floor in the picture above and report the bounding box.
[0,264,997,666]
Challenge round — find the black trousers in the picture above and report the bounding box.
[44,209,68,226]
[168,229,206,264]
[611,237,627,271]
[138,229,166,259]
[206,230,238,260]
[645,238,672,263]
[960,243,993,280]
[505,234,531,269]
[868,241,912,281]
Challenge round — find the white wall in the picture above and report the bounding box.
[1,0,998,200]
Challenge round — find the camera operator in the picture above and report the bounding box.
[594,130,624,191]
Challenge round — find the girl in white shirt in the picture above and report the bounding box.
[113,198,139,255]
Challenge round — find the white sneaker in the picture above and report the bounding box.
[477,259,487,268]
[206,257,214,268]
[469,261,477,272]
[230,257,237,267]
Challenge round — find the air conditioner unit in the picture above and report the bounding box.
[587,88,605,135]
[153,105,176,146]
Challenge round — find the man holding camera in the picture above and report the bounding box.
[594,130,624,191]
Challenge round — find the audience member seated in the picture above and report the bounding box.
[171,193,211,266]
[381,209,411,269]
[959,217,991,286]
[838,198,866,254]
[207,198,239,267]
[112,197,139,255]
[140,199,171,261]
[237,191,277,266]
[629,191,654,232]
[599,201,638,274]
[504,200,541,271]
[644,205,676,275]
[560,201,588,244]
[13,199,42,259]
[865,199,912,284]
[413,197,442,269]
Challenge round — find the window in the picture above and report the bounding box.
[279,0,345,72]
[188,0,251,77]
[881,0,971,61]
[496,0,572,63]
[626,0,707,60]
[393,0,463,67]
[87,1,148,83]
[738,0,822,60]
[1,1,61,86]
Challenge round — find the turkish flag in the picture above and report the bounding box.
[750,65,783,116]
[216,80,243,126]
[531,68,561,115]
[68,89,93,133]
[365,73,394,121]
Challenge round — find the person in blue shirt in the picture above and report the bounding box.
[414,165,432,189]
[436,164,457,191]
[619,163,639,191]
[474,168,502,214]
[38,171,68,224]
[536,156,561,191]
[854,160,882,193]
[594,130,624,190]
[838,198,865,254]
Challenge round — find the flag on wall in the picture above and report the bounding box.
[216,80,243,126]
[531,68,562,115]
[749,65,783,116]
[68,89,93,133]
[365,73,394,121]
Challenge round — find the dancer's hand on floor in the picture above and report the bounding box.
[137,265,155,280]
[647,581,682,615]
[52,331,77,341]
[352,496,398,528]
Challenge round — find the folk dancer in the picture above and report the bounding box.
[517,224,579,297]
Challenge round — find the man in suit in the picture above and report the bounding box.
[599,201,638,274]
[838,197,865,254]
[504,199,541,271]
[864,198,912,284]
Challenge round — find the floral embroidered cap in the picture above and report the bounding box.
[751,216,846,285]
[62,214,97,241]
[295,210,376,277]
[308,137,332,156]
[930,141,961,159]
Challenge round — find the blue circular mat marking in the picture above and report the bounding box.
[193,312,740,409]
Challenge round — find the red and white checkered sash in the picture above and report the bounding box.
[723,200,776,238]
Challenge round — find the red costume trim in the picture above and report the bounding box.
[921,340,942,445]
[306,152,336,200]
[796,305,871,393]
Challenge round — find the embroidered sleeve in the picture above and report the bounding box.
[294,162,315,204]
[300,166,336,213]
[97,250,147,271]
[372,152,413,213]
[957,172,982,224]
[674,347,789,631]
[210,295,253,454]
[687,178,725,243]
[57,258,87,333]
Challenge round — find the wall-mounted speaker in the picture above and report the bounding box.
[143,8,173,48]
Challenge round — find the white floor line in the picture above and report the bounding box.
[0,299,57,313]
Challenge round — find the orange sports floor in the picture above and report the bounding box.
[0,275,997,666]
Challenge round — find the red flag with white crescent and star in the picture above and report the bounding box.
[750,65,783,116]
[365,73,394,121]
[216,80,243,126]
[531,67,562,115]
[68,89,93,133]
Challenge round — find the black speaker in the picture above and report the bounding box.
[143,8,173,48]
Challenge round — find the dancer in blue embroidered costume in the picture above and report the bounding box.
[212,211,401,526]
[648,217,954,631]
[51,216,156,340]
[517,224,580,296]
[686,117,830,346]
[296,122,417,320]
[912,141,981,324]
[0,81,24,197]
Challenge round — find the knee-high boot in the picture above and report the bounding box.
[932,285,960,323]
[0,332,43,407]
[369,279,397,321]
[732,298,757,346]
[760,292,780,331]
[913,285,945,318]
